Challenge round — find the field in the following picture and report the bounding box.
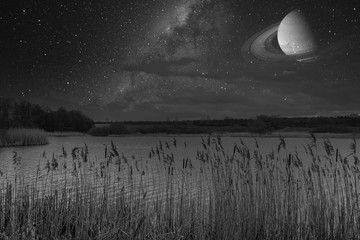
[0,136,359,239]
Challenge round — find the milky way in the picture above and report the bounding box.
[1,0,360,120]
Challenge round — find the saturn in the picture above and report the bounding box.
[242,9,357,66]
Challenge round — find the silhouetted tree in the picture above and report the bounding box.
[37,108,94,132]
[0,98,94,132]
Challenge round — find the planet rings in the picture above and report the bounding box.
[241,22,319,65]
[242,23,358,67]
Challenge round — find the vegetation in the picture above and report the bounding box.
[88,123,129,136]
[0,136,360,239]
[37,107,94,132]
[0,128,48,147]
[2,97,359,135]
[135,124,212,134]
[96,114,360,135]
[311,124,352,133]
[0,98,94,132]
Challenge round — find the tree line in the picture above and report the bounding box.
[0,98,94,132]
[117,114,360,134]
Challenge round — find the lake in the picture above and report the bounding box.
[0,134,358,181]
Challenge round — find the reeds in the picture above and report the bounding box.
[0,128,48,147]
[0,136,359,239]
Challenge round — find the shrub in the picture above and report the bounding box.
[87,126,111,136]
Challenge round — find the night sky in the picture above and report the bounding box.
[1,0,360,121]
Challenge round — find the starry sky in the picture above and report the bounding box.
[1,0,360,121]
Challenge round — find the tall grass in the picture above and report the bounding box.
[0,128,48,147]
[0,136,360,239]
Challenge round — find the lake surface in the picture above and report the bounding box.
[0,135,358,181]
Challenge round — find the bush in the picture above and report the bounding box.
[87,126,111,136]
[108,123,129,135]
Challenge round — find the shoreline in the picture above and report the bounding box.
[0,142,49,148]
[51,131,360,139]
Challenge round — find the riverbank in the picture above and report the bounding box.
[90,130,360,139]
[46,131,88,137]
[90,121,360,138]
[15,126,358,140]
[226,130,360,139]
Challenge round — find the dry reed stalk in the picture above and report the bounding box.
[0,137,360,239]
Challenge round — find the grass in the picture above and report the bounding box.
[0,136,359,239]
[0,128,48,147]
